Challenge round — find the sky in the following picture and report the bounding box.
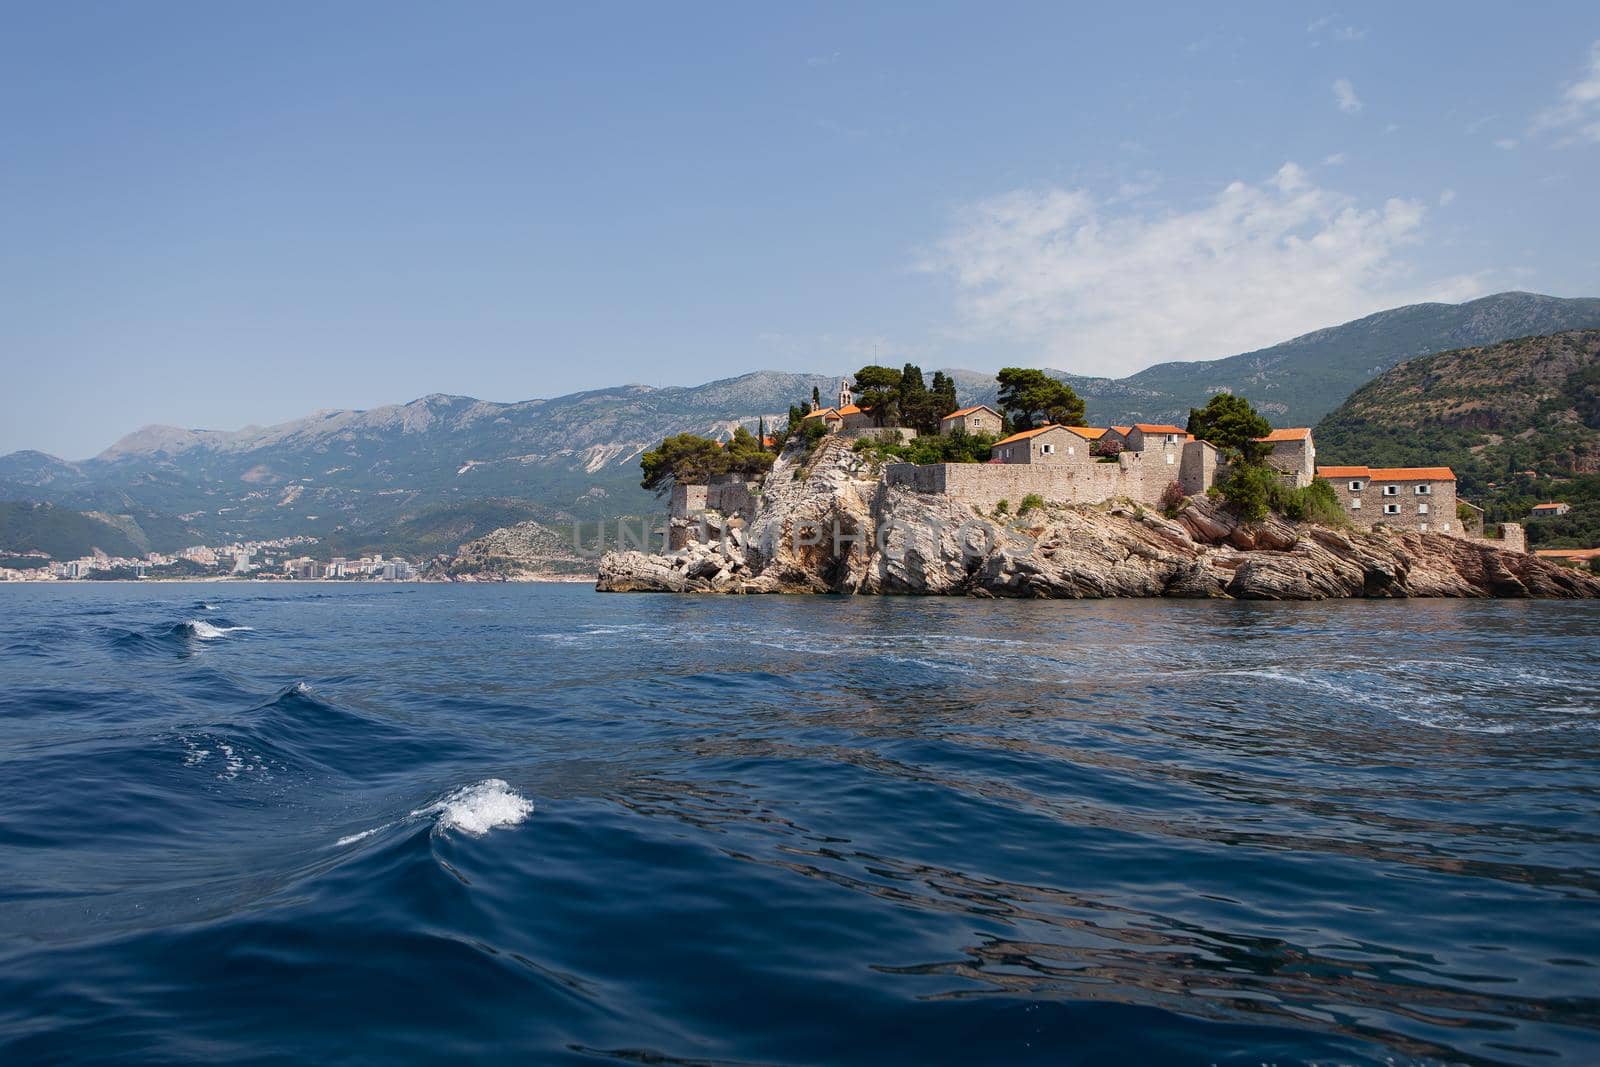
[3,2,1599,459]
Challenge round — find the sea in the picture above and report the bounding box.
[1,583,1597,1066]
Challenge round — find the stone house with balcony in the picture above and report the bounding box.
[1317,465,1459,534]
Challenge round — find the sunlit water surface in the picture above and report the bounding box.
[1,584,1597,1065]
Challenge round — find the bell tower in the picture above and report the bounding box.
[838,379,853,409]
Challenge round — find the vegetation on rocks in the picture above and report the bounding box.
[640,427,773,493]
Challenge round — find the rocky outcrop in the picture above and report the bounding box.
[597,443,1600,600]
[428,520,593,582]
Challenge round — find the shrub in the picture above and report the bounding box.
[1217,464,1277,522]
[1159,481,1186,515]
[995,499,1010,515]
[1019,493,1045,514]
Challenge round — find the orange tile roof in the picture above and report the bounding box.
[1066,426,1109,439]
[835,404,864,416]
[1110,426,1131,435]
[1257,427,1312,442]
[1132,423,1185,434]
[992,424,1063,447]
[1536,547,1600,563]
[1317,465,1372,479]
[942,405,998,420]
[1531,502,1566,510]
[1370,467,1455,481]
[802,407,838,419]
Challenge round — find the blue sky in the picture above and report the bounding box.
[3,2,1598,459]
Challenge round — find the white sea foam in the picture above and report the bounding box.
[335,778,533,847]
[183,620,254,641]
[426,778,534,836]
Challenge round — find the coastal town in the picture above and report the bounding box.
[0,534,420,583]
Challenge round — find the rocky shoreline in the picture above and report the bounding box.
[597,438,1600,600]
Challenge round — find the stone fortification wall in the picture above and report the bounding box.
[886,439,1216,511]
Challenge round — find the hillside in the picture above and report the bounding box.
[0,502,165,560]
[1314,330,1600,547]
[3,292,1598,550]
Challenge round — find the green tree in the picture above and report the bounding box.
[853,364,904,426]
[1186,393,1271,463]
[929,371,959,422]
[898,363,934,433]
[639,434,726,493]
[811,385,822,409]
[995,368,1085,431]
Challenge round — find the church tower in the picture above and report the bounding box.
[838,378,853,410]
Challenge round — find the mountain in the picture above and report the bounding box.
[4,292,1600,552]
[1044,291,1600,428]
[1314,330,1600,547]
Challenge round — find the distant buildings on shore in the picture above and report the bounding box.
[0,534,419,582]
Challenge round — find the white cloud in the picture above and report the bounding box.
[1439,188,1456,206]
[920,163,1486,377]
[1322,152,1348,166]
[1307,16,1365,43]
[1495,138,1519,150]
[1333,78,1362,114]
[1531,40,1600,143]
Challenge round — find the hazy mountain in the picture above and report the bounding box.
[4,292,1599,551]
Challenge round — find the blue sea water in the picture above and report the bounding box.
[1,585,1597,1066]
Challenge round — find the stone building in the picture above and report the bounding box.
[1124,423,1187,451]
[938,405,1003,436]
[1316,465,1459,534]
[990,425,1093,464]
[1256,427,1316,487]
[1531,502,1571,517]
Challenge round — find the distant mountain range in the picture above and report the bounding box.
[4,291,1600,557]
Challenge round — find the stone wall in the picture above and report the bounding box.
[1343,478,1459,535]
[886,437,1220,511]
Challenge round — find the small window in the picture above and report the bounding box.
[1384,503,1401,515]
[1349,480,1365,492]
[1418,502,1429,515]
[1414,484,1431,496]
[1067,446,1075,456]
[1041,443,1055,455]
[1351,497,1362,509]
[1383,484,1399,496]
[1441,522,1451,532]
[1419,522,1429,532]
[1165,453,1175,464]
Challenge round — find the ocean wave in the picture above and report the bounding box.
[336,778,533,846]
[179,619,254,641]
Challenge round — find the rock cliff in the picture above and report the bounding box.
[426,520,592,582]
[597,438,1600,599]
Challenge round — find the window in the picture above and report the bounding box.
[1066,446,1075,456]
[1441,522,1451,532]
[1383,484,1399,496]
[1419,522,1429,532]
[1418,502,1429,515]
[1384,503,1401,515]
[1165,453,1175,464]
[1351,497,1362,509]
[1348,480,1365,492]
[1414,484,1431,495]
[1041,443,1055,455]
